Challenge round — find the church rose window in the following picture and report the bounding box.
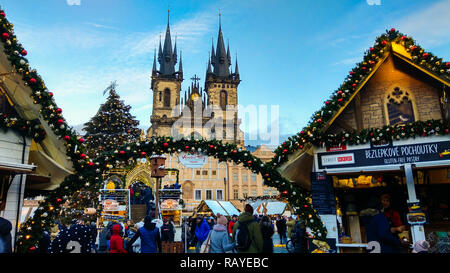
[386,87,415,125]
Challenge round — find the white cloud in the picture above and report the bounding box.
[396,0,450,47]
[67,0,81,6]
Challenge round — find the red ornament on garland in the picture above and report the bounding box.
[56,198,62,203]
[119,150,125,155]
[445,129,449,134]
[88,162,94,166]
[80,153,86,159]
[325,101,330,105]
[29,78,37,84]
[2,33,9,39]
[282,149,288,153]
[48,92,53,97]
[422,53,429,58]
[185,146,190,150]
[141,151,147,157]
[389,28,396,33]
[349,71,354,75]
[0,12,5,17]
[370,47,375,52]
[400,35,407,41]
[338,98,343,103]
[21,49,27,56]
[64,135,70,141]
[282,190,288,196]
[163,142,169,148]
[381,40,388,46]
[56,108,62,114]
[78,138,85,143]
[316,118,322,123]
[57,119,64,125]
[446,62,450,68]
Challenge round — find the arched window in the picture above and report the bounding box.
[220,90,228,110]
[163,89,171,107]
[385,87,415,125]
[182,181,194,200]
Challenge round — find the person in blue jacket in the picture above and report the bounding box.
[194,216,211,253]
[360,197,404,253]
[127,215,162,253]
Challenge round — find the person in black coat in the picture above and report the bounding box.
[0,217,12,253]
[259,216,274,253]
[276,216,287,244]
[38,230,51,253]
[160,218,175,242]
[293,219,307,253]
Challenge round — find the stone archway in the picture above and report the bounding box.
[125,162,156,189]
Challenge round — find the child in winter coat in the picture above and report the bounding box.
[109,224,127,253]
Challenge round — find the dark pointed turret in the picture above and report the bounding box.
[234,54,240,79]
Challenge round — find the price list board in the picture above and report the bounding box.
[311,172,336,215]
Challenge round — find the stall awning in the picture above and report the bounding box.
[197,200,240,217]
[277,146,314,190]
[255,201,287,215]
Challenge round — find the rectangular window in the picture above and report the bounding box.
[216,190,223,201]
[212,170,217,176]
[251,189,257,197]
[206,190,212,200]
[196,170,201,176]
[233,189,239,199]
[251,173,257,182]
[242,174,248,182]
[233,173,238,182]
[195,189,202,201]
[202,170,208,175]
[242,189,248,199]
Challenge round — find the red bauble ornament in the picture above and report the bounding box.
[446,62,450,68]
[119,150,125,155]
[370,47,375,52]
[300,131,305,135]
[304,204,308,208]
[29,246,36,251]
[422,53,429,58]
[64,135,70,141]
[78,138,85,143]
[48,92,53,97]
[352,83,357,87]
[185,146,190,150]
[21,49,27,56]
[362,66,367,70]
[381,40,388,46]
[389,28,396,33]
[317,118,322,123]
[283,149,288,153]
[282,190,288,195]
[411,45,418,51]
[0,12,5,17]
[2,32,9,39]
[338,98,343,103]
[57,119,64,125]
[299,145,303,149]
[445,129,449,134]
[56,108,62,113]
[56,198,62,203]
[349,71,354,75]
[88,162,94,166]
[141,151,147,156]
[80,153,86,159]
[29,78,37,84]
[325,101,330,105]
[163,142,169,148]
[209,145,215,149]
[247,160,252,165]
[401,35,407,41]
[337,90,343,95]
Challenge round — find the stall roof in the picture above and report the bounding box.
[255,201,287,215]
[199,200,240,217]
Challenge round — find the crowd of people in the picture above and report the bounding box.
[182,204,308,253]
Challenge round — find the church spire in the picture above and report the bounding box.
[210,12,230,77]
[152,48,157,74]
[235,53,240,79]
[159,9,176,76]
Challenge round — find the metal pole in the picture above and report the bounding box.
[403,163,425,243]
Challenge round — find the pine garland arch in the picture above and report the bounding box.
[17,136,328,252]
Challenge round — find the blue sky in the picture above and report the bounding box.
[1,0,449,144]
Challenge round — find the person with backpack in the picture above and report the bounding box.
[232,204,263,253]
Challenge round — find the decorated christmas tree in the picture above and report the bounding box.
[83,82,141,157]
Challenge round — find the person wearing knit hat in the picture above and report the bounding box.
[412,240,430,253]
[231,204,263,253]
[208,215,236,253]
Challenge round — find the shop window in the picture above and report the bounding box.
[233,189,239,199]
[206,189,212,200]
[163,88,171,107]
[386,87,415,125]
[216,190,223,201]
[194,189,202,201]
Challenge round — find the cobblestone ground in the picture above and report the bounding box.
[175,227,288,253]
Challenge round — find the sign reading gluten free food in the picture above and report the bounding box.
[317,137,450,170]
[178,152,208,168]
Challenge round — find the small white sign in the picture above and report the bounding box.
[321,153,355,166]
[178,152,208,168]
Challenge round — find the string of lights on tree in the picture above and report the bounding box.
[270,28,450,167]
[0,8,327,252]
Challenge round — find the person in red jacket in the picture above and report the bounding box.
[109,224,127,253]
[228,215,238,235]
